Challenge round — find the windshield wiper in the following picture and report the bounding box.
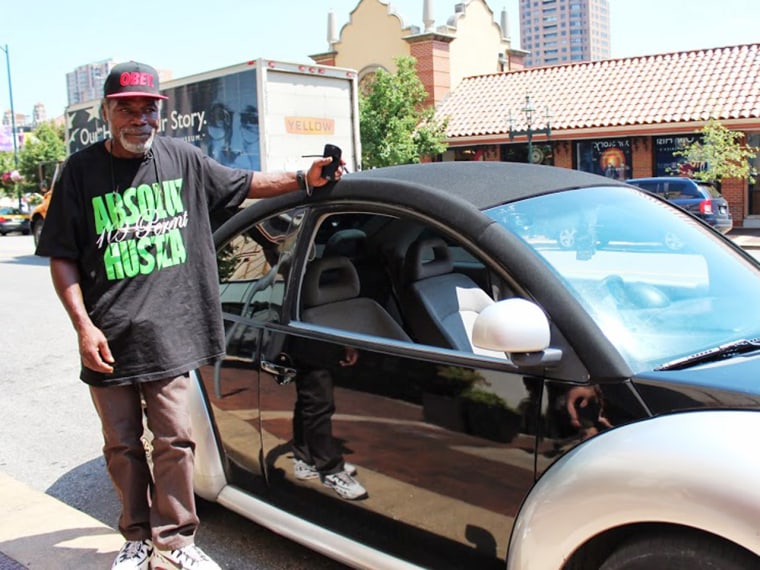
[656,338,760,371]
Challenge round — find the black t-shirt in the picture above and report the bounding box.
[36,137,253,386]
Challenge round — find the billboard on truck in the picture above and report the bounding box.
[65,58,360,173]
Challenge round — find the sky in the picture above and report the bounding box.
[2,0,760,120]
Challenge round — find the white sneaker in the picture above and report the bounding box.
[151,544,220,570]
[321,470,368,500]
[112,540,153,570]
[293,458,320,480]
[293,458,357,480]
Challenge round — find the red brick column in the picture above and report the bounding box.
[553,141,573,169]
[630,137,653,178]
[405,33,454,108]
[722,177,746,226]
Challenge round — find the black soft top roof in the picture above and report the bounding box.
[345,161,629,210]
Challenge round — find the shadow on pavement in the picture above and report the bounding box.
[46,457,119,530]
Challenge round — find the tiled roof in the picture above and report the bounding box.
[436,43,760,140]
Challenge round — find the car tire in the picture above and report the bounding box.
[664,231,685,250]
[557,227,576,249]
[600,529,758,570]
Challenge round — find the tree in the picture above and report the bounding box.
[17,121,66,193]
[359,56,448,169]
[673,118,758,187]
[0,151,17,201]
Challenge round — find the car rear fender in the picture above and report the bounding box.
[188,370,228,500]
[507,409,760,569]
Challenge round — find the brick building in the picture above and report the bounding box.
[435,43,760,227]
[310,1,760,227]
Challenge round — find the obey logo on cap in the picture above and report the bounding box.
[104,61,168,100]
[119,71,156,89]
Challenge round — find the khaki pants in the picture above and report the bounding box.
[90,374,199,550]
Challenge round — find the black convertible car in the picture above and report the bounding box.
[186,162,760,569]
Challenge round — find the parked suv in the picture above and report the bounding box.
[626,176,733,233]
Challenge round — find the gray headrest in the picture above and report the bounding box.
[405,237,453,282]
[302,256,361,308]
[324,229,367,259]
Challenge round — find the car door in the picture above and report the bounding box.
[196,207,305,490]
[253,206,590,569]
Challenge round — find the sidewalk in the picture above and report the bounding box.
[0,472,123,569]
[727,227,760,249]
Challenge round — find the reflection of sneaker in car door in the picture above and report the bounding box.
[321,470,368,500]
[293,458,357,480]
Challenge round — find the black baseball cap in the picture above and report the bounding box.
[103,61,168,100]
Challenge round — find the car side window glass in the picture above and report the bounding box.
[218,208,305,324]
[298,212,506,356]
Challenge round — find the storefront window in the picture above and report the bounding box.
[576,138,631,179]
[653,135,703,176]
[747,134,760,215]
[501,143,553,165]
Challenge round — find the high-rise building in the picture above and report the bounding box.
[66,59,173,107]
[519,0,610,67]
[32,103,47,126]
[66,59,114,106]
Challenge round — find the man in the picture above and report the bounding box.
[35,61,339,570]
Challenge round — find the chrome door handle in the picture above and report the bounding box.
[261,358,297,385]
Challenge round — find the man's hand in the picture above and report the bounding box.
[339,347,358,367]
[50,258,115,375]
[78,322,115,374]
[306,156,345,188]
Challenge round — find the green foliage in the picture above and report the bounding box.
[17,122,66,191]
[673,118,759,185]
[0,123,65,200]
[460,387,508,408]
[359,56,448,169]
[0,151,13,177]
[0,151,17,199]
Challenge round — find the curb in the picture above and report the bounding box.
[0,472,123,569]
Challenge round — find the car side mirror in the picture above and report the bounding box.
[472,298,561,366]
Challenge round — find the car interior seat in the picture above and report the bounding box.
[301,255,411,342]
[401,237,497,353]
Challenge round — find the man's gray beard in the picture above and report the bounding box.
[118,130,155,155]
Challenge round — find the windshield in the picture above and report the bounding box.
[487,186,760,371]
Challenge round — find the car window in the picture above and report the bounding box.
[218,208,305,325]
[295,211,508,356]
[699,184,723,199]
[668,181,701,199]
[488,186,760,371]
[630,181,660,195]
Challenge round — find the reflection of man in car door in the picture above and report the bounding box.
[291,345,368,501]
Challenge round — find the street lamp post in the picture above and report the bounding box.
[1,43,21,209]
[508,94,552,164]
[1,44,18,169]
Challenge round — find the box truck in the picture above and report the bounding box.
[64,58,361,173]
